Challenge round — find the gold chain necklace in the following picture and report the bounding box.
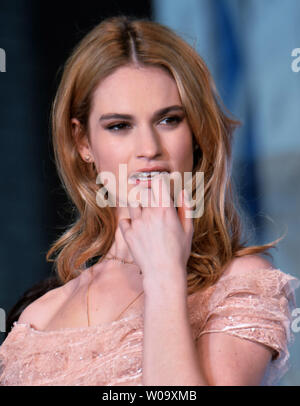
[103,254,142,275]
[86,263,144,327]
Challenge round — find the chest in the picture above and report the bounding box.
[42,275,144,332]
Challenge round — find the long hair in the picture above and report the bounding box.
[46,15,282,293]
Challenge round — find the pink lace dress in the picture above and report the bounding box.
[0,267,298,386]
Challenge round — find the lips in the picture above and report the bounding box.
[131,166,170,176]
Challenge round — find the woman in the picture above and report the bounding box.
[0,15,298,386]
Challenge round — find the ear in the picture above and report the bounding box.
[71,118,94,163]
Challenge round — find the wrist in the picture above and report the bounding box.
[143,279,188,320]
[142,265,187,298]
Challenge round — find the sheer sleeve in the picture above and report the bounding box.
[197,267,300,385]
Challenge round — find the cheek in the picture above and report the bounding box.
[91,140,120,174]
[171,139,193,172]
[184,146,194,172]
[93,148,129,193]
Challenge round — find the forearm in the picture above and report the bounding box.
[142,269,208,386]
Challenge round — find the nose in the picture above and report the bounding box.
[135,125,163,160]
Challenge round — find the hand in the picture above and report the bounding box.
[118,174,194,288]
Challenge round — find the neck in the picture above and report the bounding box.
[106,219,134,263]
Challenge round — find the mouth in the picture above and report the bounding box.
[128,171,170,186]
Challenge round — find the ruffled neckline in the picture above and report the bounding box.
[10,289,205,336]
[10,267,298,336]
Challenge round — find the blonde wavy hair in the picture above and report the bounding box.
[47,15,281,294]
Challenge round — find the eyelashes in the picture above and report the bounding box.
[105,115,184,132]
[161,115,183,126]
[106,122,131,131]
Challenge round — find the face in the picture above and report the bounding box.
[73,64,194,218]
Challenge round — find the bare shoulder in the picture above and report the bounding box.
[196,253,275,385]
[17,281,73,328]
[221,254,274,279]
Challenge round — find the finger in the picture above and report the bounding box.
[128,198,142,220]
[136,184,155,209]
[151,173,173,209]
[176,189,194,234]
[118,217,131,235]
[128,184,144,212]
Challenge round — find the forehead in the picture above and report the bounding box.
[91,65,182,113]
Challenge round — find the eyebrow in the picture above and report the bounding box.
[99,105,185,122]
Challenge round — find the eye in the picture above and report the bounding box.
[106,122,131,132]
[160,115,183,126]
